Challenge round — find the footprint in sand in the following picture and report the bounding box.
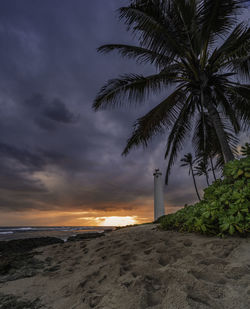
[146,291,162,307]
[183,239,193,247]
[119,263,132,276]
[79,279,88,289]
[95,246,105,253]
[155,244,167,254]
[189,269,227,285]
[208,285,225,299]
[198,258,228,266]
[120,253,131,260]
[205,240,238,258]
[158,256,170,267]
[98,274,107,284]
[131,271,138,278]
[88,294,103,308]
[186,290,212,308]
[144,275,162,292]
[140,283,162,308]
[144,248,153,255]
[113,240,124,246]
[225,265,250,280]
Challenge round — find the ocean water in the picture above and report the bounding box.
[0,226,114,241]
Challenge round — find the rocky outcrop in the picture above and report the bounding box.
[0,237,64,283]
[0,293,42,309]
[0,237,63,254]
[67,232,105,242]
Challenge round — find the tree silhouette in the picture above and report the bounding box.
[180,153,201,201]
[94,0,250,184]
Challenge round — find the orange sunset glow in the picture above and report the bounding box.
[0,204,183,227]
[96,216,138,226]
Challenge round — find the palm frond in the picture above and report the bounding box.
[122,88,186,155]
[180,152,194,175]
[200,0,246,45]
[192,111,238,172]
[229,55,250,79]
[226,85,250,130]
[209,22,250,75]
[93,71,178,110]
[222,23,250,58]
[97,44,172,68]
[194,160,211,176]
[164,97,195,184]
[173,0,201,55]
[119,3,187,57]
[213,86,241,133]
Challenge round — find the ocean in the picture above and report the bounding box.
[0,226,114,241]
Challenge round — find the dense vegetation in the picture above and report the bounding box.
[159,156,250,236]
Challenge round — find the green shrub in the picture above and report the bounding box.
[160,156,250,236]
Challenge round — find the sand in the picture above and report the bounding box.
[0,224,250,309]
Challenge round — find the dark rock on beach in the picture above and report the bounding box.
[0,252,45,283]
[0,233,108,284]
[0,293,43,309]
[0,237,64,254]
[67,232,105,242]
[0,237,63,284]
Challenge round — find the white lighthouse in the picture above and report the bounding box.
[153,169,165,221]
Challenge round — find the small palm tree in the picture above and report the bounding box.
[180,153,201,201]
[94,0,250,184]
[194,159,211,187]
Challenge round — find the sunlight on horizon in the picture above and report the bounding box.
[97,216,138,227]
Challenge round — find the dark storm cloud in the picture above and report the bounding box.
[0,141,79,171]
[1,0,247,218]
[0,142,45,169]
[43,99,76,124]
[23,94,78,131]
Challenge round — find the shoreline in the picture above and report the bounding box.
[0,226,114,242]
[0,224,250,308]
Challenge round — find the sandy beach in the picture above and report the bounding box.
[0,224,250,309]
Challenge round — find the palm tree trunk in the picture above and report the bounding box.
[210,156,217,181]
[205,172,210,186]
[191,166,201,201]
[202,92,234,163]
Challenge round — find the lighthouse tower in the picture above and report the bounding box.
[153,169,165,221]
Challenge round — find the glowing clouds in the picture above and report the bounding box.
[96,216,138,226]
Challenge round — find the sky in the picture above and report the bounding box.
[0,0,249,226]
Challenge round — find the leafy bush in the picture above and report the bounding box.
[159,156,250,236]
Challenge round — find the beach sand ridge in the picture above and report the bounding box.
[0,224,249,308]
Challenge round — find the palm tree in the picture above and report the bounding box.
[194,159,211,187]
[209,156,217,182]
[192,111,238,180]
[94,0,250,184]
[180,153,201,201]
